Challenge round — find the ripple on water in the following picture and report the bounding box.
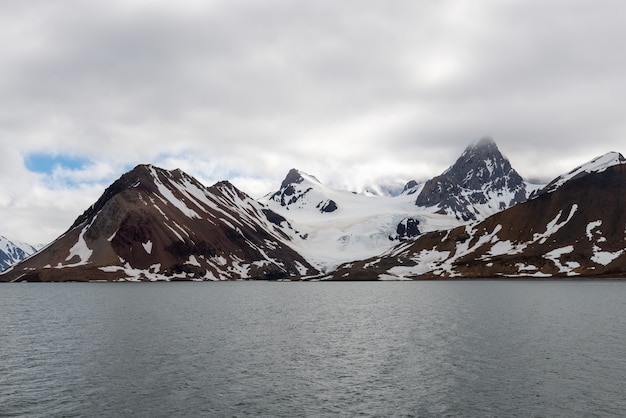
[0,281,625,417]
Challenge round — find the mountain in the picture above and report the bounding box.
[260,167,475,271]
[328,152,626,280]
[0,236,39,271]
[0,165,318,282]
[261,169,421,270]
[265,168,340,213]
[412,137,540,221]
[261,138,542,271]
[6,139,625,282]
[539,151,625,195]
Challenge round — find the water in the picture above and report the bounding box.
[1,281,625,417]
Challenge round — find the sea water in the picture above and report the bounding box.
[1,281,625,417]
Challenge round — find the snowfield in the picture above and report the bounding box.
[261,174,465,271]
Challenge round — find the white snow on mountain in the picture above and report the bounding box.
[261,169,474,271]
[0,235,40,271]
[412,137,542,222]
[261,140,548,272]
[541,152,626,194]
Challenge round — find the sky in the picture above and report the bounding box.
[2,0,626,244]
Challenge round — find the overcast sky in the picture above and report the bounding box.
[2,0,626,244]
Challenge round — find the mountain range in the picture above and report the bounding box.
[0,236,39,272]
[2,138,625,282]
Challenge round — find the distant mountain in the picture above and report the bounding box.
[266,168,339,213]
[0,236,39,271]
[328,152,626,280]
[6,139,625,282]
[261,168,428,270]
[261,139,542,271]
[0,165,318,282]
[412,137,540,220]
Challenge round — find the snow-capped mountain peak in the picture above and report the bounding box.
[401,180,422,195]
[540,151,626,195]
[279,168,322,188]
[415,137,531,221]
[331,161,626,280]
[266,168,338,213]
[8,138,626,282]
[0,235,39,271]
[1,164,317,282]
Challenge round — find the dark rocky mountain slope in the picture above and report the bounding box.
[329,153,626,279]
[0,165,317,282]
[413,137,536,221]
[4,144,626,282]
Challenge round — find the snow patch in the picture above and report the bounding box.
[516,263,538,272]
[591,247,624,266]
[185,255,201,267]
[378,273,413,281]
[586,220,603,240]
[149,166,201,219]
[489,240,513,256]
[536,204,578,244]
[65,222,94,267]
[142,241,153,254]
[165,223,185,242]
[212,255,227,266]
[544,245,578,274]
[99,263,179,281]
[293,261,309,275]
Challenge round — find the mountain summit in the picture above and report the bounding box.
[1,165,317,282]
[5,138,626,281]
[0,236,39,271]
[539,151,626,195]
[267,169,338,213]
[414,137,533,220]
[331,155,626,280]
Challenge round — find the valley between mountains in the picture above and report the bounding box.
[2,138,626,282]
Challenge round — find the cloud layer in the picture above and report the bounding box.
[2,0,626,243]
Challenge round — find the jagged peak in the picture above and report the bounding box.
[444,137,505,174]
[415,138,527,220]
[279,168,322,190]
[281,168,304,187]
[440,137,520,186]
[402,180,421,195]
[131,164,187,178]
[541,151,626,194]
[212,179,245,195]
[403,180,418,191]
[469,136,497,149]
[213,179,236,189]
[68,164,205,231]
[0,235,37,253]
[210,180,251,202]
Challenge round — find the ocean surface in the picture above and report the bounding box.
[1,280,625,417]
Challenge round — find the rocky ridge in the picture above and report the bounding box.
[0,165,317,282]
[0,236,39,271]
[328,152,626,280]
[3,139,626,282]
[412,137,537,221]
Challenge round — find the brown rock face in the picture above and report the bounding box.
[1,165,318,282]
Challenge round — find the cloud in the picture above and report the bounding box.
[1,0,626,243]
